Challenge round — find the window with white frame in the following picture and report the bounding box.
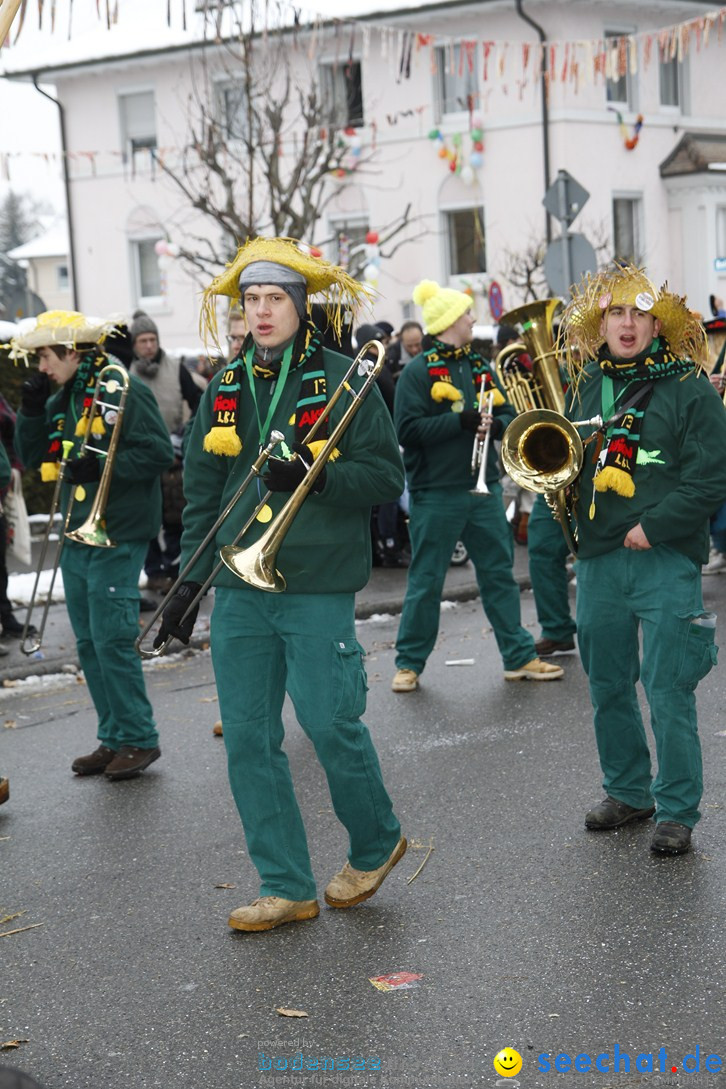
[604,31,634,109]
[119,90,157,165]
[329,216,370,270]
[319,61,364,128]
[132,238,164,304]
[612,196,643,265]
[717,207,726,260]
[435,44,479,118]
[444,206,486,276]
[56,264,69,291]
[659,50,688,111]
[215,80,251,141]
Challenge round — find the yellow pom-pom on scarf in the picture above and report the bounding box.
[594,466,635,497]
[431,381,464,409]
[203,427,242,457]
[41,462,60,482]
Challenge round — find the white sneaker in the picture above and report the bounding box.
[703,550,726,575]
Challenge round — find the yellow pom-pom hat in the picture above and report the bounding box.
[201,236,373,347]
[559,264,707,377]
[9,310,120,364]
[412,279,473,336]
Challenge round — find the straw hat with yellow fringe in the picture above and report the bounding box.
[201,237,374,349]
[559,264,707,383]
[8,310,120,365]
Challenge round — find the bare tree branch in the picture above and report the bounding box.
[154,10,417,284]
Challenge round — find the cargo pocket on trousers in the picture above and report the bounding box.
[97,585,140,643]
[675,612,718,690]
[332,639,369,722]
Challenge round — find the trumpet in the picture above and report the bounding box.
[21,363,129,656]
[136,340,387,657]
[470,390,494,496]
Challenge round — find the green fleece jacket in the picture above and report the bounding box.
[568,358,726,564]
[15,373,174,543]
[394,351,515,491]
[181,347,405,593]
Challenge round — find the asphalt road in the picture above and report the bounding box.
[2,570,726,1089]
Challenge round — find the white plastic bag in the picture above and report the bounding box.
[4,468,32,566]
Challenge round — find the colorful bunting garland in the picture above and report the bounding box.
[609,109,645,150]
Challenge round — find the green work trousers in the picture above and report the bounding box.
[62,540,159,750]
[395,485,536,673]
[211,588,402,901]
[527,494,576,643]
[576,545,717,827]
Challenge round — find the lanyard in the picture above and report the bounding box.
[600,374,627,433]
[244,342,294,446]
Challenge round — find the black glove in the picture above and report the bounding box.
[262,442,327,494]
[21,372,51,417]
[459,410,482,434]
[153,581,202,649]
[66,454,101,485]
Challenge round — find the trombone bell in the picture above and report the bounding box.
[220,538,286,592]
[65,513,114,548]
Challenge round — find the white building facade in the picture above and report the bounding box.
[5,0,726,347]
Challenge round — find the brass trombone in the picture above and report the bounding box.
[21,362,130,655]
[136,341,386,657]
[135,431,286,659]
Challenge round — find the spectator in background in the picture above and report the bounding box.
[385,321,424,382]
[0,390,33,645]
[129,312,202,433]
[129,311,202,591]
[226,309,246,362]
[375,321,394,347]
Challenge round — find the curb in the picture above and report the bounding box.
[0,573,532,685]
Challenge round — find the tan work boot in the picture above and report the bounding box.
[504,657,564,681]
[0,776,9,806]
[212,720,223,737]
[228,896,320,932]
[324,836,407,908]
[392,668,418,692]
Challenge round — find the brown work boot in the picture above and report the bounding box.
[228,896,320,932]
[0,776,9,805]
[324,836,407,909]
[72,744,116,776]
[392,668,418,693]
[504,657,564,681]
[212,720,223,737]
[535,637,576,657]
[104,745,161,781]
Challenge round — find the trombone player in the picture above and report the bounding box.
[156,238,406,933]
[12,311,174,780]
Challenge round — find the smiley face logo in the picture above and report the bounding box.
[493,1048,523,1077]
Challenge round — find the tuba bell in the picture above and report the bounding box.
[495,298,564,415]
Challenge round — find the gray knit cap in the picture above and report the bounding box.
[130,310,159,343]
